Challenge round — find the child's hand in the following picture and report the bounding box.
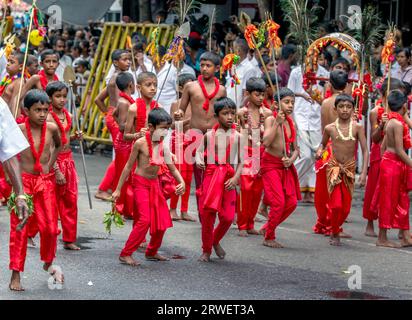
[173,110,184,121]
[111,190,120,202]
[74,131,83,141]
[382,113,388,125]
[275,110,285,125]
[196,161,205,171]
[56,171,67,185]
[135,128,148,139]
[282,157,292,168]
[224,176,238,190]
[175,183,185,196]
[358,172,367,187]
[315,149,323,160]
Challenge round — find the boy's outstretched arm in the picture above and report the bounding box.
[357,123,369,186]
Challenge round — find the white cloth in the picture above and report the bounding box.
[56,55,73,80]
[294,130,322,191]
[0,48,8,79]
[226,58,260,107]
[287,65,329,132]
[0,97,29,162]
[179,63,196,77]
[154,62,178,114]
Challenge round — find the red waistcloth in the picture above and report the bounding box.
[378,151,410,230]
[56,150,78,243]
[260,152,299,240]
[120,174,171,257]
[313,165,331,234]
[9,172,58,272]
[362,143,381,221]
[327,180,352,235]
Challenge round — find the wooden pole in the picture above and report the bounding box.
[14,0,36,119]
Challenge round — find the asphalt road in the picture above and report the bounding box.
[0,150,411,300]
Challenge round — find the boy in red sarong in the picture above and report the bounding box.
[46,81,83,250]
[260,88,301,248]
[196,97,243,262]
[112,108,185,266]
[237,77,272,237]
[316,94,368,246]
[377,90,412,248]
[9,89,63,291]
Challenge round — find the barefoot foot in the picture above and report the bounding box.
[9,271,24,292]
[376,240,400,248]
[263,239,284,248]
[181,212,196,222]
[198,253,211,262]
[145,254,169,261]
[247,229,260,235]
[213,244,226,259]
[170,209,181,221]
[238,230,248,237]
[94,190,112,202]
[64,242,81,250]
[329,235,342,246]
[119,256,141,266]
[339,231,352,239]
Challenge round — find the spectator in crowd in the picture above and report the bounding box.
[393,47,412,85]
[277,44,298,87]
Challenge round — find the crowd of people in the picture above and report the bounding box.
[0,5,412,294]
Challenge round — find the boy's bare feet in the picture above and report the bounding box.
[258,228,266,236]
[247,229,260,235]
[9,271,24,291]
[198,253,211,262]
[238,230,248,237]
[94,190,112,201]
[376,240,400,248]
[400,231,412,247]
[28,237,36,248]
[232,214,237,225]
[365,221,377,237]
[307,192,315,203]
[145,254,169,261]
[329,234,341,246]
[139,241,148,249]
[263,239,284,248]
[64,242,81,250]
[170,209,181,221]
[398,231,403,240]
[213,244,226,259]
[339,231,352,238]
[119,256,141,266]
[181,212,196,222]
[258,205,268,219]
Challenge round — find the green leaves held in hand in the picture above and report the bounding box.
[7,193,34,217]
[103,203,125,235]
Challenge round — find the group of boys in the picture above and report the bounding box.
[4,40,412,291]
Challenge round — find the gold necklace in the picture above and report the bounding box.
[335,118,355,141]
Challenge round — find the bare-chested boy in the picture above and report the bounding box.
[9,89,62,291]
[112,108,185,266]
[179,52,226,213]
[377,90,412,248]
[314,69,350,237]
[260,88,301,248]
[316,94,368,246]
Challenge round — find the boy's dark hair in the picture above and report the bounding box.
[24,89,50,109]
[46,81,68,97]
[330,70,348,90]
[388,90,407,112]
[402,81,412,95]
[258,54,271,69]
[178,73,196,87]
[76,59,90,69]
[214,97,236,115]
[275,87,295,103]
[137,72,157,85]
[27,54,38,66]
[116,72,134,91]
[148,107,172,127]
[246,77,266,93]
[281,44,297,60]
[200,51,221,66]
[262,71,281,88]
[111,49,129,62]
[331,57,350,71]
[334,93,355,108]
[381,77,406,96]
[40,49,59,62]
[158,45,167,59]
[10,50,25,64]
[132,42,145,53]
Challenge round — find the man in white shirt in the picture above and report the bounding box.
[226,38,261,107]
[0,97,30,225]
[287,64,329,202]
